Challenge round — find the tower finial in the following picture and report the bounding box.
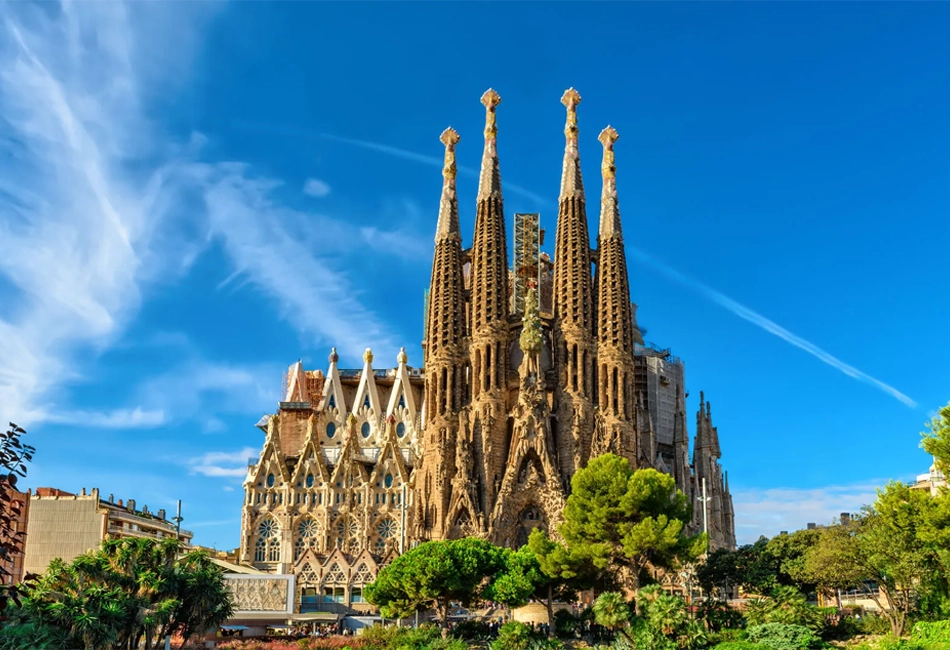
[435,127,461,242]
[562,88,582,151]
[477,89,502,201]
[598,125,621,237]
[559,88,584,199]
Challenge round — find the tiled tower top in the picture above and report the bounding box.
[559,88,585,200]
[435,128,462,242]
[477,89,503,201]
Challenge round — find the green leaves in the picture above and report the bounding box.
[921,401,950,474]
[560,454,701,587]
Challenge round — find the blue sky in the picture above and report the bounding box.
[1,1,948,548]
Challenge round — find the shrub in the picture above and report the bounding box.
[874,635,924,650]
[856,615,893,637]
[745,623,821,650]
[912,620,950,647]
[492,622,536,650]
[698,599,745,632]
[553,609,583,638]
[713,642,770,650]
[360,624,441,650]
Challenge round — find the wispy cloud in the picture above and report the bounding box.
[732,480,899,544]
[43,407,165,429]
[187,447,257,478]
[0,2,404,424]
[630,248,918,409]
[232,122,550,207]
[303,178,331,198]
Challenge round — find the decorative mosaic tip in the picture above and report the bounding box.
[481,88,501,110]
[363,347,374,364]
[328,347,339,364]
[387,413,396,424]
[440,128,460,182]
[561,87,582,110]
[397,347,408,365]
[599,125,619,148]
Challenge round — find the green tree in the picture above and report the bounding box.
[922,401,950,474]
[6,538,233,650]
[560,454,704,596]
[525,529,594,635]
[765,529,821,594]
[365,538,504,637]
[0,422,34,611]
[805,482,946,636]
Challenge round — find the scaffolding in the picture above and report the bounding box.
[512,213,542,315]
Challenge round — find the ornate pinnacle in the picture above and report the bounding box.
[363,347,373,364]
[477,89,503,201]
[440,127,460,181]
[328,347,339,364]
[598,126,622,237]
[481,88,501,140]
[436,127,462,241]
[561,88,582,151]
[396,347,408,365]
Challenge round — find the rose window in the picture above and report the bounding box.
[377,518,397,539]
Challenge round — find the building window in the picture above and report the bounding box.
[254,517,281,563]
[351,588,363,603]
[306,473,315,488]
[266,473,276,488]
[363,395,370,409]
[384,473,394,488]
[396,422,406,438]
[294,518,320,560]
[398,394,406,409]
[301,587,319,613]
[326,422,336,438]
[361,422,371,438]
[328,394,336,409]
[377,517,397,540]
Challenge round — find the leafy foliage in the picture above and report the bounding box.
[0,537,233,650]
[365,538,504,634]
[744,623,822,650]
[0,422,34,611]
[696,598,744,633]
[922,401,950,474]
[743,587,828,632]
[560,455,703,591]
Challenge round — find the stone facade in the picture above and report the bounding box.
[239,88,736,612]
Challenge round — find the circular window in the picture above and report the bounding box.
[361,422,371,438]
[297,518,319,538]
[326,422,336,438]
[306,473,315,488]
[396,422,406,438]
[259,518,278,538]
[384,473,394,488]
[266,473,275,488]
[378,518,397,539]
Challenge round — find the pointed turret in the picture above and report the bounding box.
[593,125,637,465]
[553,88,597,478]
[672,384,691,497]
[468,89,511,521]
[418,127,469,540]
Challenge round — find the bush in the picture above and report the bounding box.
[713,642,770,650]
[699,599,746,632]
[745,623,822,650]
[451,620,493,642]
[912,621,950,647]
[855,615,893,637]
[553,609,582,638]
[360,624,441,650]
[492,622,536,650]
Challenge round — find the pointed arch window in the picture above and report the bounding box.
[254,517,281,563]
[363,395,371,409]
[336,516,361,552]
[328,394,336,409]
[398,394,406,409]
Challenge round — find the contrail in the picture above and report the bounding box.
[230,121,549,206]
[630,247,918,409]
[316,132,549,206]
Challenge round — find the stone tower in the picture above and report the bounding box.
[593,126,637,465]
[552,88,597,481]
[415,128,467,540]
[466,89,511,525]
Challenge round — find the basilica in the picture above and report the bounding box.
[238,89,736,612]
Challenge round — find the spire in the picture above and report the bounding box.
[595,123,634,355]
[598,126,622,237]
[477,89,502,201]
[559,88,584,200]
[436,128,462,242]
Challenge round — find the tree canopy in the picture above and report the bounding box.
[560,454,704,591]
[365,537,504,636]
[922,400,950,474]
[1,537,233,650]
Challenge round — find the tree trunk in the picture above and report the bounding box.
[440,597,450,639]
[545,584,555,639]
